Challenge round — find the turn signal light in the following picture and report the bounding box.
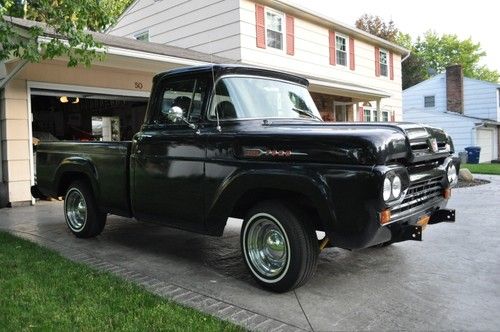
[379,209,392,225]
[443,188,452,199]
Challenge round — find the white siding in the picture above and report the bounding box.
[402,74,446,115]
[404,109,476,155]
[238,0,403,119]
[463,78,500,121]
[109,0,242,59]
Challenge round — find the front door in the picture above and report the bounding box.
[132,77,207,229]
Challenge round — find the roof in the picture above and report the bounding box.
[3,16,230,64]
[263,0,410,56]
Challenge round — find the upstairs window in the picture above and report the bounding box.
[266,10,284,50]
[135,31,149,41]
[379,50,388,77]
[424,95,435,108]
[336,35,348,66]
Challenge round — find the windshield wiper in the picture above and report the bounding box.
[291,107,322,121]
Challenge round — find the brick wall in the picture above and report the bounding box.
[446,64,464,114]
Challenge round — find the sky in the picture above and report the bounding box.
[287,0,500,73]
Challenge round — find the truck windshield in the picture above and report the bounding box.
[209,76,322,121]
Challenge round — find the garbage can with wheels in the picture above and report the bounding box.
[465,146,481,164]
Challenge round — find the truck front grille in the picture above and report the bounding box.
[391,176,443,218]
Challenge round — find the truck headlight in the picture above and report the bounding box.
[383,173,403,202]
[392,175,402,198]
[383,178,392,201]
[447,163,458,186]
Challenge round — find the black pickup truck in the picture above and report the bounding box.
[33,65,459,292]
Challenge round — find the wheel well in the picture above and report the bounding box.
[230,188,324,231]
[57,172,92,197]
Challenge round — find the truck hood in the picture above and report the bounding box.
[226,120,453,165]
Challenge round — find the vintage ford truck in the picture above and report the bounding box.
[33,65,459,292]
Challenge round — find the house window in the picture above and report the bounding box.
[336,35,348,66]
[135,31,149,41]
[364,109,371,122]
[379,50,388,77]
[424,95,435,108]
[382,111,389,122]
[266,10,284,50]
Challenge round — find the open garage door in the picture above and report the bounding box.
[476,128,494,163]
[30,86,149,182]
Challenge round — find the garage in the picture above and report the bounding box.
[476,128,496,163]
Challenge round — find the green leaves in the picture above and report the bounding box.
[0,0,133,67]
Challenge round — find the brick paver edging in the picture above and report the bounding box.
[7,230,307,332]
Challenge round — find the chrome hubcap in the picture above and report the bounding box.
[246,216,288,278]
[66,189,87,230]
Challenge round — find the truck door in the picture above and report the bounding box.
[131,77,207,229]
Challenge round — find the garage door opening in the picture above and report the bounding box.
[31,89,148,144]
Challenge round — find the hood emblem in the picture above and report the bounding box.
[427,138,438,153]
[243,148,308,158]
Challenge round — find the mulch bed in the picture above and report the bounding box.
[456,178,490,188]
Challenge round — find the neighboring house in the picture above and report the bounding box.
[403,65,500,163]
[108,0,409,122]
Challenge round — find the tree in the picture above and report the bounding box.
[355,14,500,88]
[355,14,399,43]
[415,31,499,83]
[0,0,133,67]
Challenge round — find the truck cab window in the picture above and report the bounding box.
[156,79,207,125]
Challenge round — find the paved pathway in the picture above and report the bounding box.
[1,175,499,331]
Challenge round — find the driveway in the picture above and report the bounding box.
[1,175,499,331]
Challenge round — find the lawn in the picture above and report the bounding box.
[462,163,500,175]
[0,232,241,331]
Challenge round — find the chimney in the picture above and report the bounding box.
[446,64,464,114]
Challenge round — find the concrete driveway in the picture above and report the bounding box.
[1,175,499,331]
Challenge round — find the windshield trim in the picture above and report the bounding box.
[206,74,322,123]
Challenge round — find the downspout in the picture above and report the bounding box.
[401,51,411,63]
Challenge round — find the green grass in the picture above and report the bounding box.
[0,232,242,331]
[462,163,500,175]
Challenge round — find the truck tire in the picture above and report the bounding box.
[0,182,8,208]
[241,200,319,293]
[64,180,106,238]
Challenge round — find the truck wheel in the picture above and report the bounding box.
[241,200,319,292]
[64,181,106,238]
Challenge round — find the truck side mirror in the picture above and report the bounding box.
[166,106,184,123]
[164,106,196,129]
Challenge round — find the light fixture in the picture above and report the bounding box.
[363,101,372,107]
[60,96,69,103]
[72,97,80,104]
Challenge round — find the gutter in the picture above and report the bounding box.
[0,60,28,89]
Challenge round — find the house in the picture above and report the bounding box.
[108,0,409,122]
[403,65,500,163]
[0,1,408,207]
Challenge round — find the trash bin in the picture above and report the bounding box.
[458,151,468,164]
[465,146,481,164]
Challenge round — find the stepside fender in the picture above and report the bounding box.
[54,156,100,199]
[205,168,337,236]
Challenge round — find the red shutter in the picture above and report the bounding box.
[329,30,336,65]
[391,111,395,122]
[286,14,294,55]
[389,51,394,80]
[349,37,355,70]
[255,4,266,49]
[374,46,380,77]
[358,106,364,122]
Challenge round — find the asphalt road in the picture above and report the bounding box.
[1,175,499,331]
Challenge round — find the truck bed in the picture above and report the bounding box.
[36,141,132,216]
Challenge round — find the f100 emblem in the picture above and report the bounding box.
[427,138,438,153]
[243,148,308,158]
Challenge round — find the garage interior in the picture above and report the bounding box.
[31,89,148,144]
